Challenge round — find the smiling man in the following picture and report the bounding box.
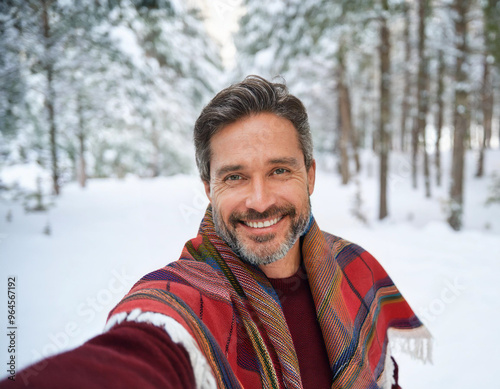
[207,112,314,276]
[2,76,430,389]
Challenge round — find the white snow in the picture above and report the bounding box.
[0,163,52,193]
[1,150,499,388]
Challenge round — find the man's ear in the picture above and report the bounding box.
[203,180,212,202]
[307,159,316,196]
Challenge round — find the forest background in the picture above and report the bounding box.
[1,0,500,228]
[1,0,500,229]
[1,0,500,387]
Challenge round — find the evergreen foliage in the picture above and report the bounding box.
[1,0,499,231]
[235,0,499,230]
[0,0,223,195]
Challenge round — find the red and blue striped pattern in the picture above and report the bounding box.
[109,206,426,388]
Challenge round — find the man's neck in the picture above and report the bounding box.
[259,242,301,279]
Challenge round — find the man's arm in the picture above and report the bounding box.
[1,321,195,388]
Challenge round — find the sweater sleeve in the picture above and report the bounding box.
[391,357,402,389]
[0,321,196,389]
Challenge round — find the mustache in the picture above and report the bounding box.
[228,205,297,226]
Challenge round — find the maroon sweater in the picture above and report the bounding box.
[2,322,195,388]
[268,266,332,388]
[1,267,401,388]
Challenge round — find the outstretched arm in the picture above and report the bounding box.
[1,321,195,388]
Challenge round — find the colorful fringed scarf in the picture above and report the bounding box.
[107,206,431,389]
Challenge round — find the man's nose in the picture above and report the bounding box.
[245,178,276,213]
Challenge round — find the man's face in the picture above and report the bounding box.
[204,112,316,266]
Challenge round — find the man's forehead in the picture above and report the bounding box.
[208,113,304,175]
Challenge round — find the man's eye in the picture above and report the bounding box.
[273,168,288,175]
[225,174,242,181]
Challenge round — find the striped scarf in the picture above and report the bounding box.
[108,206,431,388]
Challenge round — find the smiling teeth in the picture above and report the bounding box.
[245,217,281,228]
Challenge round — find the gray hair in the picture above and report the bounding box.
[194,75,313,182]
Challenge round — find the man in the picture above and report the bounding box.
[1,76,430,389]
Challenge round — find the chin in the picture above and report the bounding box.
[237,241,291,267]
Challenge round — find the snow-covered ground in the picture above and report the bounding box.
[1,150,499,388]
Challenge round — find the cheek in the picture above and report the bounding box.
[280,183,309,203]
[212,192,238,220]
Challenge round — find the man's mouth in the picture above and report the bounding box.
[242,216,283,229]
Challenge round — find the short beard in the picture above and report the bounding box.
[212,201,311,267]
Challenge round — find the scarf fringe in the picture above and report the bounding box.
[379,350,396,389]
[378,326,433,389]
[105,309,217,389]
[387,326,433,363]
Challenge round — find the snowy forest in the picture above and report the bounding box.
[1,0,500,230]
[1,1,500,387]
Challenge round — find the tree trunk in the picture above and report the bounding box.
[482,57,493,149]
[77,133,87,188]
[465,99,472,150]
[476,53,493,177]
[378,1,391,220]
[151,119,160,178]
[359,72,370,149]
[42,0,60,195]
[411,115,418,189]
[412,0,431,195]
[350,109,361,173]
[400,1,411,152]
[417,0,431,198]
[448,0,469,231]
[337,45,351,185]
[435,50,445,187]
[371,66,378,154]
[77,93,87,188]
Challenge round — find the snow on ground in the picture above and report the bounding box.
[1,150,499,387]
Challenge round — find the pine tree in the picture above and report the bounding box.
[1,0,223,190]
[101,0,223,178]
[412,0,431,197]
[475,1,496,177]
[0,3,26,143]
[434,49,445,187]
[448,0,470,231]
[399,0,412,153]
[378,0,391,220]
[236,0,373,183]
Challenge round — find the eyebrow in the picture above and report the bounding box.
[215,164,244,179]
[214,157,301,179]
[268,157,301,168]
